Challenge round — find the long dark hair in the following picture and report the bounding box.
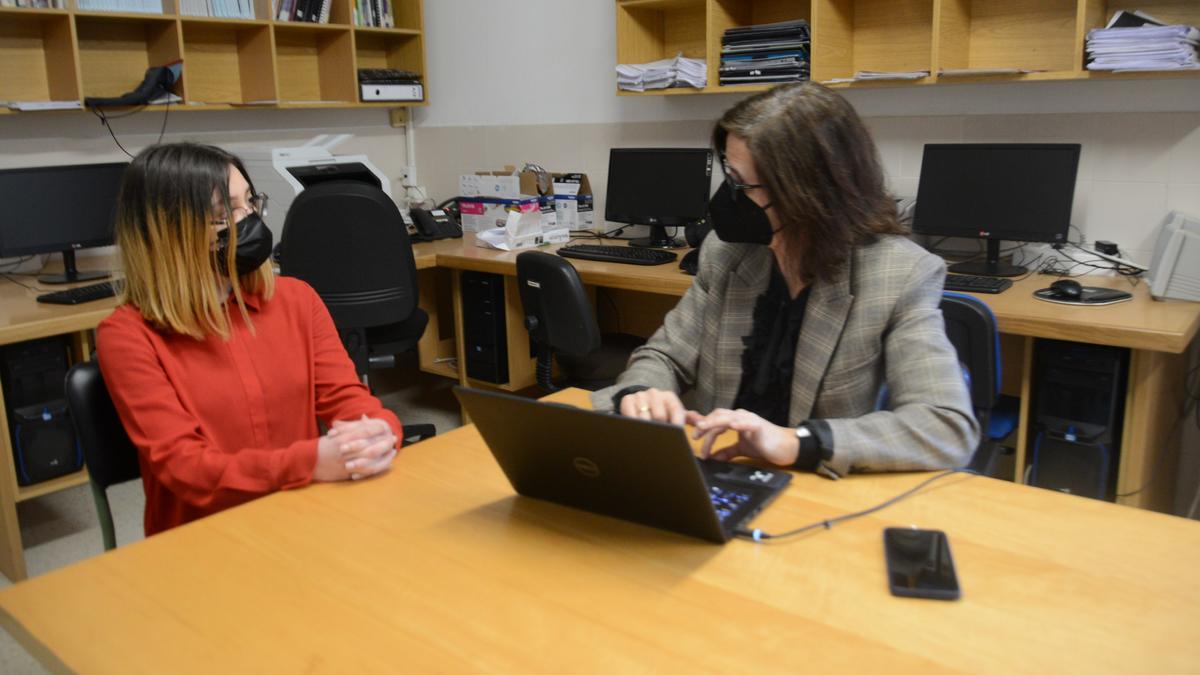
[713,82,905,282]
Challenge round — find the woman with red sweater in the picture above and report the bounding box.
[98,143,401,536]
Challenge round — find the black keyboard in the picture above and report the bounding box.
[36,280,121,305]
[709,485,753,523]
[943,274,1013,294]
[556,244,678,266]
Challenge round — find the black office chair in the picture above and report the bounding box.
[64,360,140,552]
[280,181,435,445]
[516,251,644,392]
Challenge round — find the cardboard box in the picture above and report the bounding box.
[552,173,594,231]
[457,166,583,239]
[459,166,543,200]
[459,196,540,233]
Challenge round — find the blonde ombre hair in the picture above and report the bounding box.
[115,143,274,339]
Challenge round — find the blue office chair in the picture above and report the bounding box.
[876,292,1012,474]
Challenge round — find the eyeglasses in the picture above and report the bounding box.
[719,155,765,196]
[213,192,269,227]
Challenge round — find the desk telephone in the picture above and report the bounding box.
[409,207,462,241]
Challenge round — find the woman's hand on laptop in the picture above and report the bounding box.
[619,388,687,426]
[686,408,799,467]
[313,415,398,482]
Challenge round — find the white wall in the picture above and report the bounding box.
[413,0,1200,267]
[416,0,1200,128]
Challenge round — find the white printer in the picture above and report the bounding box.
[240,134,393,239]
[1147,211,1200,302]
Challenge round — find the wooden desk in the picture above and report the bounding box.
[0,275,121,583]
[413,238,1200,513]
[0,388,1196,674]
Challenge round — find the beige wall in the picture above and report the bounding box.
[417,111,1200,265]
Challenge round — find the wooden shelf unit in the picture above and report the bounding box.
[614,0,1200,95]
[0,0,425,111]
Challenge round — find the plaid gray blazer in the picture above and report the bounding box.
[592,233,980,477]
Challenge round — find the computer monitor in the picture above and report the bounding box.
[605,148,713,248]
[0,162,127,284]
[912,143,1080,277]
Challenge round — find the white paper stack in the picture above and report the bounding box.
[1087,12,1200,72]
[616,54,706,91]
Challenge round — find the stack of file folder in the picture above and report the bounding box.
[720,19,810,86]
[616,54,706,92]
[1087,11,1199,72]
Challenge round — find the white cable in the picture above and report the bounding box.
[404,110,417,187]
[1070,243,1149,271]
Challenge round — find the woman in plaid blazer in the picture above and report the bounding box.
[594,83,979,477]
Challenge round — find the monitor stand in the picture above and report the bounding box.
[947,239,1025,277]
[38,249,111,285]
[629,224,685,249]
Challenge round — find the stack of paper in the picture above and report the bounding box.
[1087,11,1200,71]
[616,54,706,92]
[852,70,930,81]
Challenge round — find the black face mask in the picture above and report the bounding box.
[708,181,776,245]
[215,212,273,277]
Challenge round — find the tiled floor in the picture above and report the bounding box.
[0,356,462,673]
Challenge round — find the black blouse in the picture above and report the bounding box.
[733,263,811,427]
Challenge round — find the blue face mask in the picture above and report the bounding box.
[708,181,776,245]
[215,212,273,276]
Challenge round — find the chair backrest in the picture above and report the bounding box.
[516,251,601,358]
[940,292,1000,413]
[279,181,419,332]
[64,361,140,491]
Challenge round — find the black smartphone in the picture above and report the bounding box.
[883,527,961,600]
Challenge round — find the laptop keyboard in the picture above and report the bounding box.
[709,485,754,523]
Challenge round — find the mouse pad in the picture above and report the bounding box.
[1033,287,1133,306]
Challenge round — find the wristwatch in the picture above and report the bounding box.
[792,422,822,470]
[795,423,814,450]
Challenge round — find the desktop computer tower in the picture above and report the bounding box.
[461,271,508,384]
[0,336,82,486]
[1027,339,1128,501]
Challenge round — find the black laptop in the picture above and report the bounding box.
[454,387,792,543]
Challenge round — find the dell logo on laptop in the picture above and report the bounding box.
[573,457,600,478]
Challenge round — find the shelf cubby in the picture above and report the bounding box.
[710,0,810,89]
[380,0,421,31]
[936,0,1077,76]
[811,0,934,83]
[354,30,423,72]
[75,14,181,100]
[273,23,355,104]
[0,10,80,103]
[616,0,707,66]
[179,20,276,104]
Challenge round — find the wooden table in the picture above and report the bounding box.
[0,239,1196,583]
[0,388,1196,674]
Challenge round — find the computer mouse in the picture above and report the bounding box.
[679,249,700,276]
[1050,279,1083,299]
